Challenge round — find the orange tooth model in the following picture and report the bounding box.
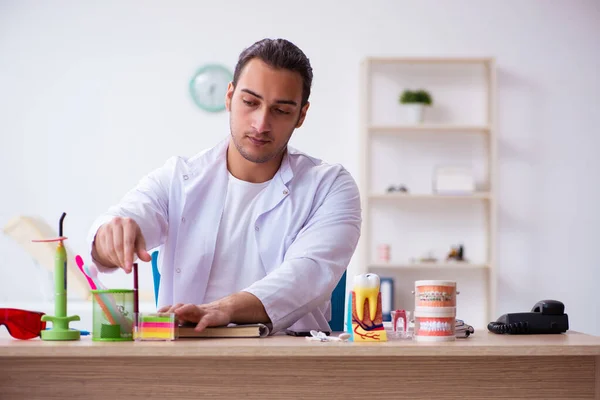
[346,273,387,342]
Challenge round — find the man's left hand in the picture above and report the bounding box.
[158,303,232,332]
[157,292,270,332]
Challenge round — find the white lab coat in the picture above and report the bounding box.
[87,137,362,333]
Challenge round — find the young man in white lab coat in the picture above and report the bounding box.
[87,38,362,335]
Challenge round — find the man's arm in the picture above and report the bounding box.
[222,291,270,324]
[159,291,270,331]
[87,157,176,272]
[243,168,362,333]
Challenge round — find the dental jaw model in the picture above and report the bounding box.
[346,273,387,342]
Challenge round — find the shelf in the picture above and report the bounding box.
[369,192,492,201]
[360,54,497,328]
[369,262,489,269]
[366,57,494,65]
[368,124,491,134]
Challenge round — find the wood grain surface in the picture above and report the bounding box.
[2,332,600,399]
[0,356,596,399]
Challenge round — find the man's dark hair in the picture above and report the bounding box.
[232,38,313,106]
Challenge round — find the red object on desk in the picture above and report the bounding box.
[133,262,139,331]
[0,308,47,340]
[392,309,407,332]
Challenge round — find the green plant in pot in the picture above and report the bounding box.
[398,89,433,123]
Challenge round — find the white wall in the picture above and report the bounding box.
[1,1,598,334]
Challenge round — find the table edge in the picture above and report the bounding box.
[2,345,600,358]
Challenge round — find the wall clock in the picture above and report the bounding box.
[189,64,233,112]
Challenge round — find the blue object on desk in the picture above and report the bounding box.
[150,251,347,332]
[329,271,346,332]
[380,277,394,322]
[151,251,161,305]
[44,328,89,336]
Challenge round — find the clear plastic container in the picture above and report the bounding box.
[389,309,413,339]
[134,313,176,341]
[91,289,134,341]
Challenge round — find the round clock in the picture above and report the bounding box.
[189,64,233,112]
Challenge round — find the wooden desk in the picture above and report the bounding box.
[1,331,600,399]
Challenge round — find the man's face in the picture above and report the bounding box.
[226,58,309,164]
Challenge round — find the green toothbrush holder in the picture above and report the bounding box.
[91,289,134,342]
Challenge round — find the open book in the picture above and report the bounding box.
[176,323,271,338]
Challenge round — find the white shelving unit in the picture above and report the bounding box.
[369,192,492,201]
[359,57,497,327]
[368,124,491,133]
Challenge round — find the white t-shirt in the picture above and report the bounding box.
[203,172,271,303]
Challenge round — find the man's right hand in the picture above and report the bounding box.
[91,217,152,274]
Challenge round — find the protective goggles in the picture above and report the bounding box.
[0,308,46,340]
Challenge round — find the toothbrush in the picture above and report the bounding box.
[83,263,107,290]
[75,255,96,290]
[75,258,116,325]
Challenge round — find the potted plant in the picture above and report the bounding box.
[398,89,433,123]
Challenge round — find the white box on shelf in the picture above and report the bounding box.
[433,166,475,194]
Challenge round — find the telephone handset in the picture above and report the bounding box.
[487,300,569,334]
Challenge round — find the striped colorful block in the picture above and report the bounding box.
[135,314,175,341]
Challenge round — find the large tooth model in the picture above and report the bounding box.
[345,273,387,342]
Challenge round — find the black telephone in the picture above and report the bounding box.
[487,300,569,334]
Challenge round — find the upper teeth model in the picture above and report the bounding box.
[353,273,380,321]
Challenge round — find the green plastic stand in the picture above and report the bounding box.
[37,213,80,341]
[41,316,81,340]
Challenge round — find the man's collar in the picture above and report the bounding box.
[216,138,294,186]
[278,148,293,186]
